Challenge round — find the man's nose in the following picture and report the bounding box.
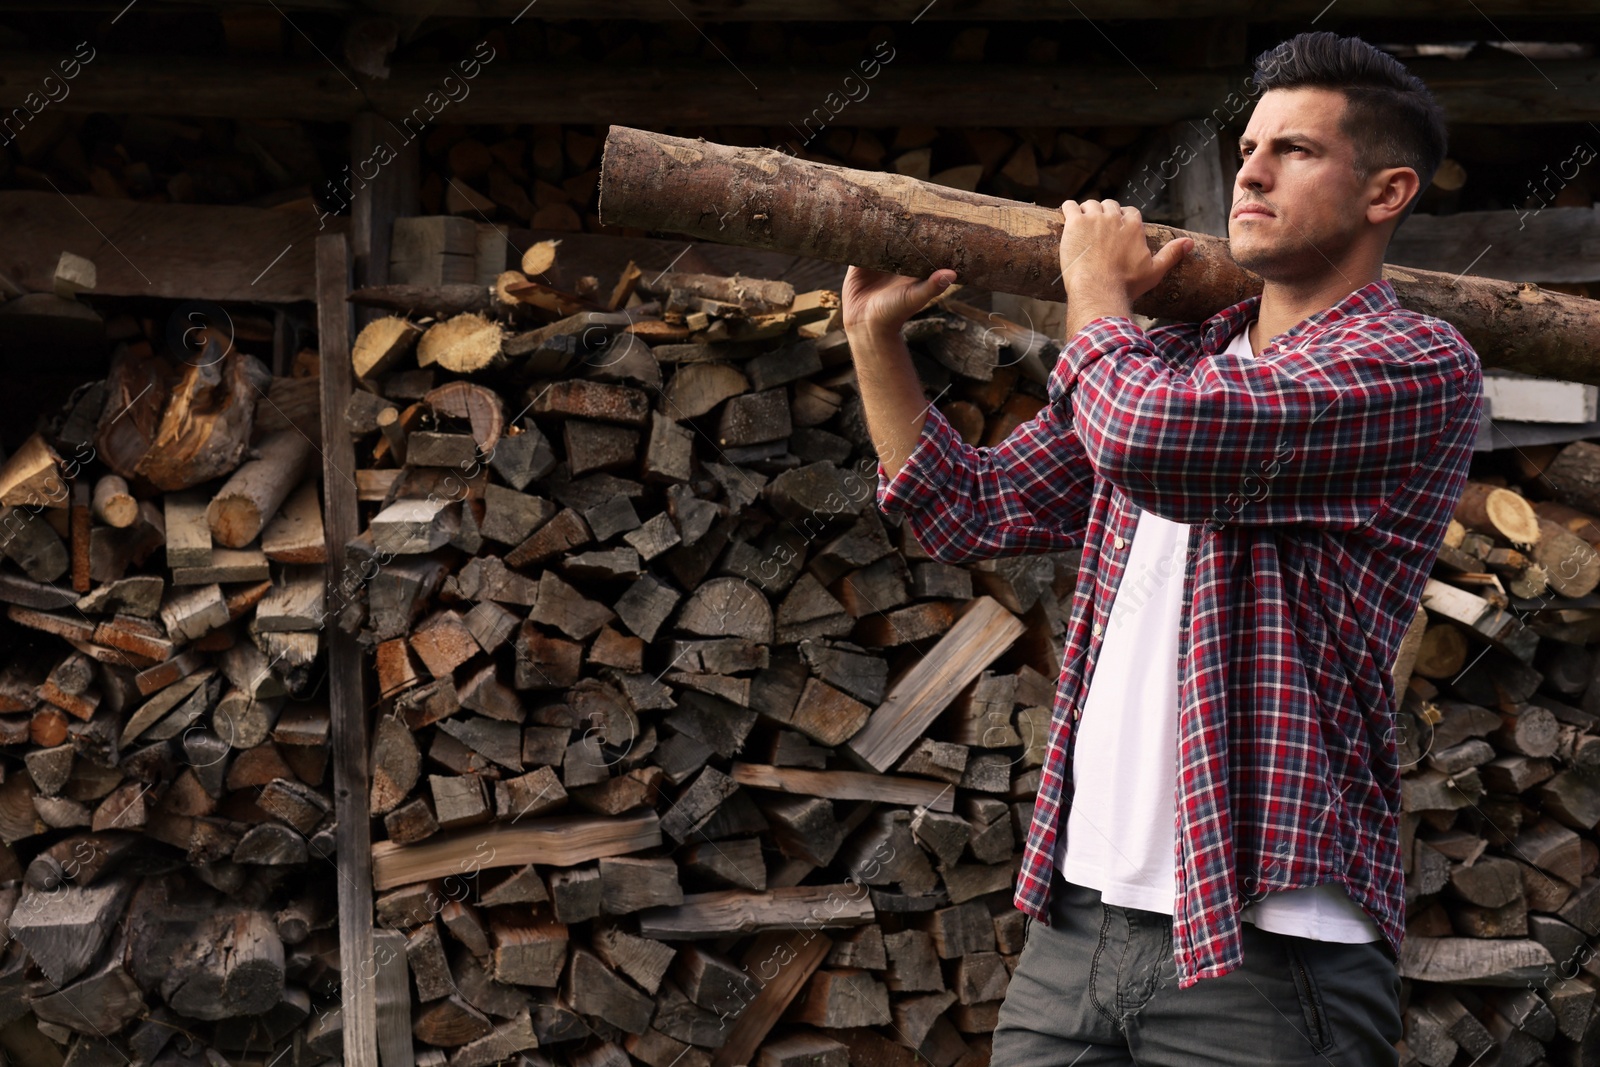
[1236,152,1270,192]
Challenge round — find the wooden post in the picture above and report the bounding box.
[351,113,419,331]
[599,125,1600,385]
[317,232,379,1067]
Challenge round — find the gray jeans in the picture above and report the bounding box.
[993,879,1402,1066]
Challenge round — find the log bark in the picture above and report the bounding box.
[599,125,1600,385]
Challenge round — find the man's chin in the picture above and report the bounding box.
[1229,241,1303,279]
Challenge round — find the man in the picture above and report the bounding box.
[841,31,1481,1066]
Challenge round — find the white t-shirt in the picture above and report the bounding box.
[1055,321,1381,944]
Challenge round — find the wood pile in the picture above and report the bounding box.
[339,246,1080,1067]
[0,315,338,1059]
[1395,448,1600,1065]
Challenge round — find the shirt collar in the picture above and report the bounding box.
[1199,278,1400,356]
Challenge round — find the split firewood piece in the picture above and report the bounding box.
[90,475,137,528]
[7,875,134,984]
[261,480,325,564]
[370,811,660,890]
[372,498,460,554]
[69,482,90,592]
[521,238,561,277]
[207,428,315,548]
[846,596,1024,772]
[425,380,505,455]
[352,316,424,380]
[636,886,876,940]
[160,584,229,644]
[676,577,773,643]
[0,433,67,509]
[370,715,421,817]
[157,907,286,1020]
[0,505,69,581]
[256,566,325,632]
[219,640,287,700]
[662,363,750,421]
[418,313,505,374]
[135,352,270,492]
[214,688,283,750]
[171,546,270,586]
[491,918,568,988]
[374,402,422,466]
[1427,579,1536,662]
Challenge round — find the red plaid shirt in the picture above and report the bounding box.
[876,278,1481,988]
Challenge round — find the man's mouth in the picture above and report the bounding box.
[1234,205,1275,219]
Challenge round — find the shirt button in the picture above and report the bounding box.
[1092,622,1103,637]
[1114,535,1126,549]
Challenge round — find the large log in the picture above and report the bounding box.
[599,126,1600,385]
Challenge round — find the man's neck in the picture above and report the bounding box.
[1248,271,1383,355]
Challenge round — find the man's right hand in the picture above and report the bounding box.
[841,265,958,337]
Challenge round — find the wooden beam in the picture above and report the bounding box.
[318,233,378,1067]
[712,931,832,1067]
[350,112,419,304]
[731,763,955,812]
[845,597,1025,773]
[22,0,1600,17]
[370,811,662,890]
[601,126,1600,386]
[0,55,1595,125]
[1388,206,1600,284]
[0,192,341,302]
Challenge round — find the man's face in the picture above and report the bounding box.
[1228,87,1375,282]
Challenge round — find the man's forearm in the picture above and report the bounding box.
[1063,288,1134,343]
[846,325,933,482]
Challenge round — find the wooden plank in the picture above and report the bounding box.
[318,233,378,1067]
[0,55,1594,125]
[370,811,662,891]
[635,885,875,939]
[1482,371,1597,424]
[731,763,954,812]
[1388,205,1600,285]
[0,192,342,302]
[24,0,1599,14]
[1398,936,1555,986]
[712,930,832,1067]
[845,597,1024,772]
[372,928,415,1067]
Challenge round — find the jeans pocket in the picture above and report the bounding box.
[1285,938,1334,1054]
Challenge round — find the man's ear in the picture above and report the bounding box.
[1369,166,1420,228]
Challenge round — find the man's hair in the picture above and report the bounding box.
[1249,31,1447,228]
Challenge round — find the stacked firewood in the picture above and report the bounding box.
[349,244,1600,1067]
[0,316,337,1056]
[341,249,1080,1067]
[1394,451,1600,1065]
